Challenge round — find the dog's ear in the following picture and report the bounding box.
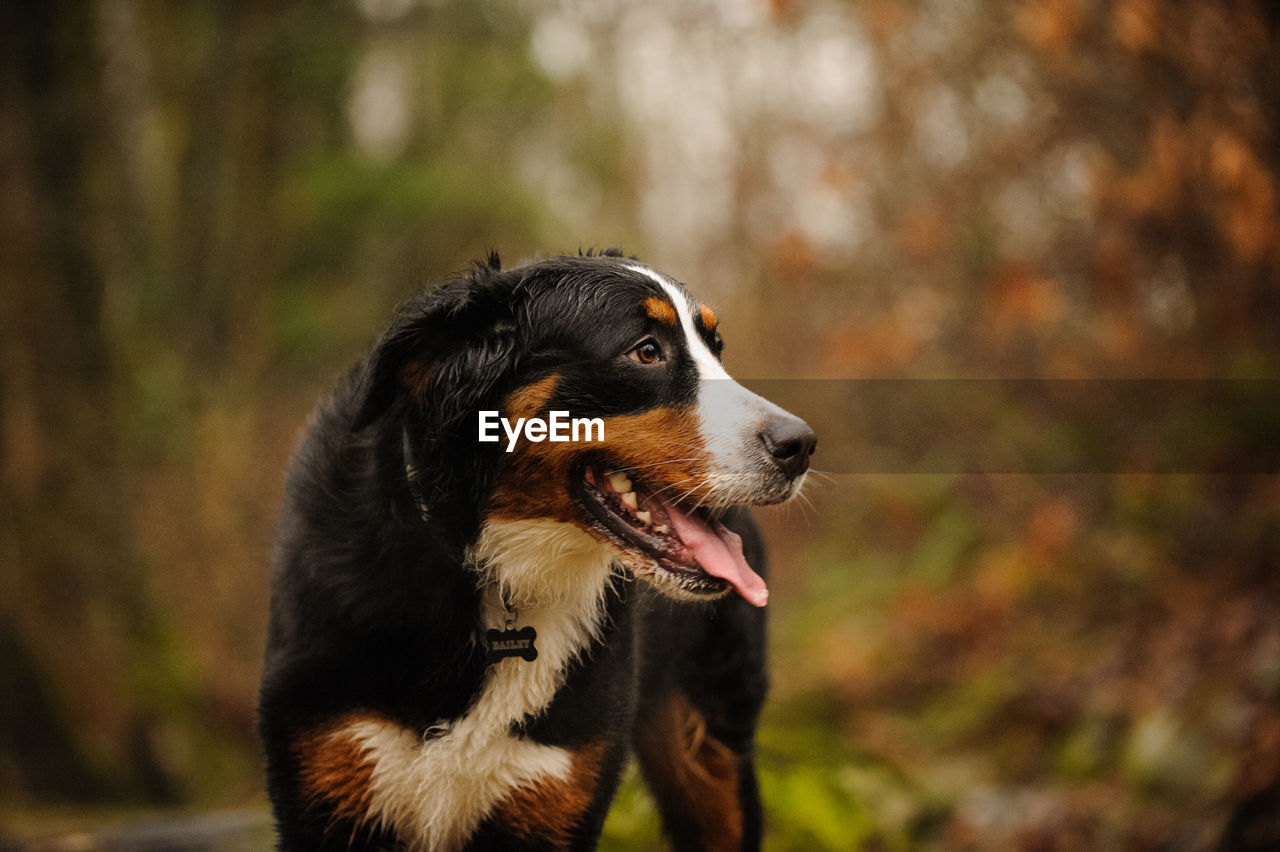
[351,268,516,432]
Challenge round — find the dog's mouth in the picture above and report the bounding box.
[575,464,768,607]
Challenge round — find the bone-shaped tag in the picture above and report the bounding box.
[485,625,538,664]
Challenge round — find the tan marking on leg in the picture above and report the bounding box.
[645,296,678,326]
[489,742,607,846]
[698,304,719,333]
[294,714,380,825]
[637,693,744,852]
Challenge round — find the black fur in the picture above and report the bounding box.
[259,252,771,850]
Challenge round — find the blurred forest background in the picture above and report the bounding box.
[3,0,1280,849]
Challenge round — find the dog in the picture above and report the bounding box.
[258,249,816,850]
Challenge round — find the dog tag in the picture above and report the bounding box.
[486,625,538,664]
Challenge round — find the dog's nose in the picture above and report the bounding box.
[760,415,817,479]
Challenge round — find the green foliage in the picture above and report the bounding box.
[756,713,945,851]
[597,769,663,851]
[598,713,948,851]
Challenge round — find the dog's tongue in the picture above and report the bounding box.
[661,500,768,607]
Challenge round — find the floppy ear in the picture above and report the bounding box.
[351,273,517,433]
[349,299,443,432]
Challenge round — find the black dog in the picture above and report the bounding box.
[258,250,815,850]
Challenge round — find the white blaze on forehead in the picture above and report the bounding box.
[626,264,777,496]
[626,264,729,382]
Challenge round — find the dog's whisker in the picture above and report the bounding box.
[643,475,699,495]
[793,489,818,523]
[648,480,702,503]
[615,457,703,472]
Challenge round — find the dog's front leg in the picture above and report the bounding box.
[634,689,763,852]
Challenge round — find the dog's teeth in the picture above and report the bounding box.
[621,491,638,510]
[655,524,670,534]
[607,471,632,493]
[636,510,651,525]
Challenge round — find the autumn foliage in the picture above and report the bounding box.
[1,1,1277,848]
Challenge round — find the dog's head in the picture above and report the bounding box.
[353,250,814,607]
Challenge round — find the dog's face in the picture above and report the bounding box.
[355,252,814,606]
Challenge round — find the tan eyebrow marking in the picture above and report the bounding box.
[644,296,678,325]
[698,304,719,332]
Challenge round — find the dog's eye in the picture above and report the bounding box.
[628,338,664,365]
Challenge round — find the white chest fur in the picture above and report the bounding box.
[336,519,618,851]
